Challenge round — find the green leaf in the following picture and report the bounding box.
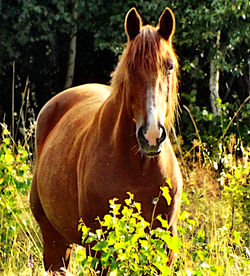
[101,214,113,228]
[166,178,172,189]
[181,192,190,205]
[134,202,141,213]
[156,214,169,229]
[160,186,172,205]
[166,236,181,253]
[92,241,109,251]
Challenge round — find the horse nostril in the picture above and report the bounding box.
[156,125,166,145]
[137,126,148,146]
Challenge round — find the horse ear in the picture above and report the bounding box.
[125,8,142,41]
[158,8,175,42]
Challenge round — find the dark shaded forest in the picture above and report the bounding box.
[0,0,249,146]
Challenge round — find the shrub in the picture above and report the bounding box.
[219,138,250,244]
[0,125,42,273]
[176,140,250,276]
[77,188,181,276]
[180,92,250,152]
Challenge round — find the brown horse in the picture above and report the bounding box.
[30,7,183,274]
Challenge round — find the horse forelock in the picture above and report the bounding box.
[111,25,179,130]
[126,26,162,74]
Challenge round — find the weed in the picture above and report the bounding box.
[77,188,180,276]
[0,126,42,274]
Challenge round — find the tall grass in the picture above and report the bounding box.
[0,124,43,275]
[176,143,250,275]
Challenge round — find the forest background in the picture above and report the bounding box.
[0,0,249,140]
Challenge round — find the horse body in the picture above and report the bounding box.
[32,84,111,242]
[31,7,183,273]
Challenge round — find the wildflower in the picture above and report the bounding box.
[200,262,210,269]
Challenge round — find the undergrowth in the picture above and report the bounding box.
[76,187,180,276]
[176,140,250,275]
[0,124,43,275]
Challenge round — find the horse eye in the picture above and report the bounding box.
[169,64,174,72]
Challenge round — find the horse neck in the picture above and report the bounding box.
[91,86,143,165]
[106,89,134,144]
[85,85,168,173]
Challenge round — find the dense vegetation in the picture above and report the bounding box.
[0,0,249,275]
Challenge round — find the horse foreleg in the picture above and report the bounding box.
[39,215,72,274]
[30,174,72,274]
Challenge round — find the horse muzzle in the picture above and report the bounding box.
[136,124,166,157]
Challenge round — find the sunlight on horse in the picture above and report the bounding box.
[30,7,182,274]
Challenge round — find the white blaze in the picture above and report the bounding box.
[144,88,162,146]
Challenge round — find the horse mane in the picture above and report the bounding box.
[111,25,179,131]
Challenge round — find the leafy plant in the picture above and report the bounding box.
[176,139,250,276]
[180,92,250,153]
[77,187,181,275]
[219,138,250,244]
[0,125,42,272]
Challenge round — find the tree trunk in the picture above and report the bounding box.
[209,30,221,116]
[64,0,78,89]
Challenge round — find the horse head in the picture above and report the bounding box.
[121,8,178,157]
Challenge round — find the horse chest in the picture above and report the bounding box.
[78,156,167,228]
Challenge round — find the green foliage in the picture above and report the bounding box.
[0,0,79,61]
[77,191,181,275]
[175,139,250,275]
[176,0,249,74]
[181,92,250,153]
[219,139,250,244]
[0,0,90,117]
[0,126,41,271]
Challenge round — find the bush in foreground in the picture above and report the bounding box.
[77,189,180,276]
